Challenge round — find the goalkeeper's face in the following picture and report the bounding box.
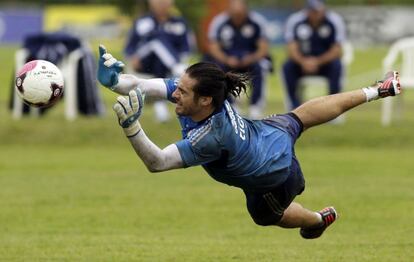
[172,73,211,120]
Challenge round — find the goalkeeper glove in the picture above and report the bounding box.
[113,88,145,137]
[97,44,125,89]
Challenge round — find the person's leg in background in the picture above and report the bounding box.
[319,59,345,124]
[320,59,343,96]
[282,60,303,110]
[249,63,266,119]
[139,55,172,123]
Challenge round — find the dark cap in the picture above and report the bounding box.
[306,0,325,10]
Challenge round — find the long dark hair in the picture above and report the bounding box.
[185,62,250,109]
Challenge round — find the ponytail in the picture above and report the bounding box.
[225,71,249,98]
[185,62,250,109]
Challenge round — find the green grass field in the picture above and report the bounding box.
[0,43,413,261]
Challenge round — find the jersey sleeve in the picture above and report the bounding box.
[175,128,221,167]
[207,13,227,41]
[328,11,347,43]
[284,11,305,43]
[250,11,270,40]
[163,78,179,102]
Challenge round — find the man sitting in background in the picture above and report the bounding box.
[206,0,272,119]
[124,0,193,122]
[282,0,346,110]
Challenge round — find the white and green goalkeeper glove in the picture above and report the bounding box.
[113,88,145,137]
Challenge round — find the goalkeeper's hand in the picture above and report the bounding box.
[113,88,145,137]
[97,44,125,89]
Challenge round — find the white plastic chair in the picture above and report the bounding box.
[381,37,414,126]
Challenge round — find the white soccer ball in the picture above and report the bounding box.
[15,60,64,108]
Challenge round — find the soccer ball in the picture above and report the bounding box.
[15,60,64,108]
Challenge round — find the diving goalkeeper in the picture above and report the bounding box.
[97,45,401,239]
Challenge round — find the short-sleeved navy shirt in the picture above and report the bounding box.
[284,10,346,56]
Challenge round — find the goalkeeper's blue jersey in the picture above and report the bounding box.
[165,78,293,191]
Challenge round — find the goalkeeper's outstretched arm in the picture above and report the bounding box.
[114,75,168,99]
[128,130,184,172]
[113,89,184,172]
[97,44,170,100]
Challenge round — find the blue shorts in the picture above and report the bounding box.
[244,113,305,225]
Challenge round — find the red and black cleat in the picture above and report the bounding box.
[378,71,401,98]
[300,207,338,239]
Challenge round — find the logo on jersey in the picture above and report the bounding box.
[221,25,234,40]
[318,25,332,38]
[136,18,155,36]
[297,24,312,40]
[241,25,254,38]
[225,101,246,141]
[164,22,186,35]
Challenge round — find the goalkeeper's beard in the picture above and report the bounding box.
[175,103,202,118]
[175,103,185,115]
[175,102,194,117]
[174,95,206,119]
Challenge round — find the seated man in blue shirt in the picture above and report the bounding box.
[282,0,346,110]
[124,0,192,122]
[207,0,272,119]
[98,45,401,239]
